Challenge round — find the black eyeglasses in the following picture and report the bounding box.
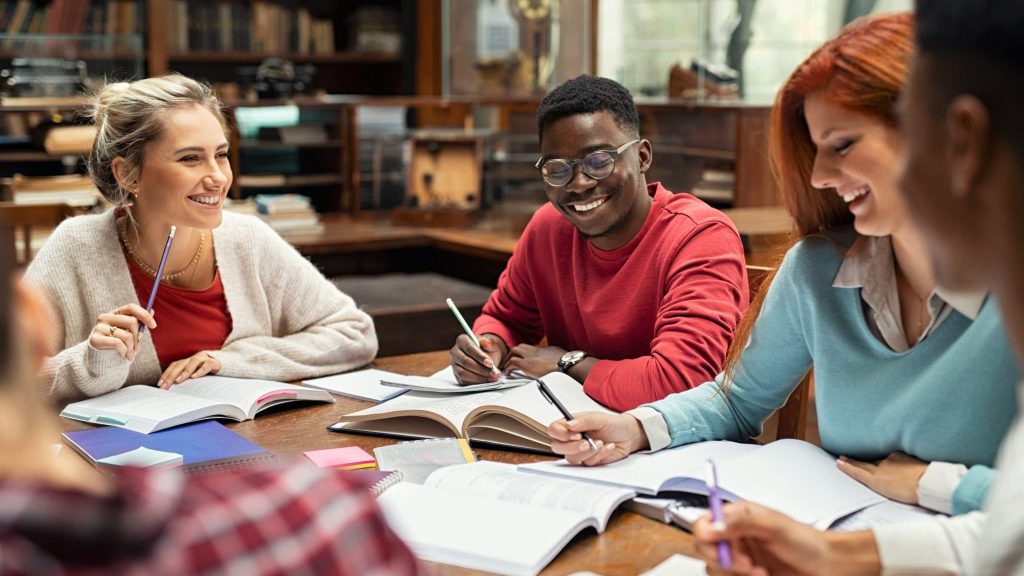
[535,139,641,187]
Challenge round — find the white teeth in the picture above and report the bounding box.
[189,195,220,205]
[571,197,608,212]
[842,187,869,203]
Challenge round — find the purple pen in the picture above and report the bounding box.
[138,226,176,335]
[705,458,733,570]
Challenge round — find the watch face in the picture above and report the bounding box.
[560,350,585,365]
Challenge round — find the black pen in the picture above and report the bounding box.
[536,378,599,451]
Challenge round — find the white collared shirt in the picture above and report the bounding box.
[832,235,985,352]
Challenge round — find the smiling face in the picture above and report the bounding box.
[134,104,232,231]
[804,91,906,237]
[538,111,652,250]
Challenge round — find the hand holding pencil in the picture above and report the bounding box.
[447,298,505,384]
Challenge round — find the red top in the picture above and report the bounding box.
[474,182,749,411]
[125,253,233,369]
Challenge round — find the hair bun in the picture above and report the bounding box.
[90,81,131,124]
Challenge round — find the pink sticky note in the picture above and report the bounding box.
[303,446,375,469]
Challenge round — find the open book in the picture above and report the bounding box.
[520,439,887,530]
[377,461,635,576]
[61,376,334,434]
[380,366,534,393]
[329,371,614,453]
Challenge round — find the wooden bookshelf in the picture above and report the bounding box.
[167,51,401,64]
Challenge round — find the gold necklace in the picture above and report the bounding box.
[119,218,205,281]
[897,270,929,334]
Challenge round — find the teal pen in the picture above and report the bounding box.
[446,298,501,376]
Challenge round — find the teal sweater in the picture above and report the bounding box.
[645,231,1019,515]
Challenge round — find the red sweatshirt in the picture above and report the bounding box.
[474,182,748,411]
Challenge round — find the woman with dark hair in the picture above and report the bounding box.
[547,12,1017,516]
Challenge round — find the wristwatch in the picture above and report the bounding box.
[557,350,587,373]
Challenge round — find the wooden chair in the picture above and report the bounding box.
[0,203,74,265]
[746,264,814,442]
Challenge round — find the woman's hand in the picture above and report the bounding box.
[547,412,649,466]
[159,351,221,388]
[88,304,156,361]
[836,452,928,504]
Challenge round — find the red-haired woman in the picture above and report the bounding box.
[546,12,1017,517]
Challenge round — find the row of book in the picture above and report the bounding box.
[166,0,336,55]
[225,193,323,236]
[0,0,142,41]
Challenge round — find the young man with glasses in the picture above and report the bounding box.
[449,75,748,411]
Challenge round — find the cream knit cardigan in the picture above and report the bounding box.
[25,210,378,401]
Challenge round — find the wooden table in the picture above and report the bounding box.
[61,350,699,576]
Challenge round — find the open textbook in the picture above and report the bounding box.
[61,376,333,434]
[377,461,635,576]
[379,365,534,393]
[520,439,888,530]
[329,371,615,453]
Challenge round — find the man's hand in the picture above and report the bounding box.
[450,333,506,384]
[837,452,928,504]
[693,502,881,576]
[503,343,566,378]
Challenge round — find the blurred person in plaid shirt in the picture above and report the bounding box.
[0,230,424,575]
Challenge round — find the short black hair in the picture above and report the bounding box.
[915,0,1024,159]
[916,0,1024,66]
[537,75,640,141]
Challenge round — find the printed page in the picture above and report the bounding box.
[303,368,407,402]
[469,371,616,432]
[61,385,235,434]
[379,366,532,393]
[378,481,594,576]
[340,390,507,433]
[712,439,886,528]
[830,500,938,532]
[519,440,757,494]
[640,554,708,576]
[173,376,327,418]
[424,461,635,531]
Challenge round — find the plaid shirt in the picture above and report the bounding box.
[0,462,425,575]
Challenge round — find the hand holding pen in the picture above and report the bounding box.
[87,226,173,360]
[447,298,505,384]
[705,459,733,570]
[536,378,599,451]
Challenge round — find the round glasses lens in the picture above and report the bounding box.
[542,160,573,185]
[582,151,615,179]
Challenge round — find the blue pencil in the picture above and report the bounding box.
[138,226,176,335]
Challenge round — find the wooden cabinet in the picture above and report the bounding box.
[635,100,779,208]
[145,0,416,96]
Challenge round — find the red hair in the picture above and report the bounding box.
[724,12,914,383]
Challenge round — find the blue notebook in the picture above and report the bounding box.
[63,421,275,474]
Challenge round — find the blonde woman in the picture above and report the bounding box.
[0,225,421,574]
[25,74,377,400]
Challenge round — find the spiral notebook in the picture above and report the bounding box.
[63,420,275,474]
[373,438,477,484]
[341,469,404,497]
